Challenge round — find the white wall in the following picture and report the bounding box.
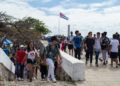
[0,48,15,74]
[60,50,85,81]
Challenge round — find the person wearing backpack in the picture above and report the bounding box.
[101,32,110,65]
[73,30,83,60]
[45,36,61,83]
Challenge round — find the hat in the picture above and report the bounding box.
[20,45,24,48]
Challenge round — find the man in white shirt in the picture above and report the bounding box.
[68,32,74,55]
[94,32,101,67]
[110,34,119,68]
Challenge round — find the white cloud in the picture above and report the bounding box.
[104,6,120,13]
[0,0,46,19]
[42,0,51,3]
[25,0,51,3]
[90,0,117,8]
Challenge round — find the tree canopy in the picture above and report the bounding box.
[0,12,51,41]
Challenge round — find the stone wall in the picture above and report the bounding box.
[60,50,85,81]
[0,63,15,81]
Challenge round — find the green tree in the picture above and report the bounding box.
[14,17,51,35]
[34,20,51,35]
[0,12,51,41]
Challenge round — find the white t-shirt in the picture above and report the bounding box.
[64,38,68,43]
[69,35,74,42]
[94,38,101,51]
[110,39,119,52]
[27,50,36,60]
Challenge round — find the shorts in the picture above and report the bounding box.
[110,52,118,59]
[68,44,73,49]
[27,59,36,64]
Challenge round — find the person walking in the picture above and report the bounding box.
[94,32,101,67]
[68,32,74,56]
[109,34,119,68]
[84,32,95,66]
[101,32,110,65]
[72,30,82,60]
[115,33,120,65]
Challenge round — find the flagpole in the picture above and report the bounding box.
[59,12,69,36]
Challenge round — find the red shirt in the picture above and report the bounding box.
[16,50,26,64]
[61,41,65,51]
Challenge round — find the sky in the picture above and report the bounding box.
[0,0,120,37]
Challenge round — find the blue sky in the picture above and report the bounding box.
[27,0,118,7]
[27,0,119,12]
[27,0,120,8]
[0,0,120,37]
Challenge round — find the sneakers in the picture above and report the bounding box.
[47,78,51,82]
[33,77,36,80]
[52,79,57,83]
[17,77,21,81]
[47,78,57,83]
[41,79,45,81]
[21,78,24,81]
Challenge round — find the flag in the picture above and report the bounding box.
[60,12,69,20]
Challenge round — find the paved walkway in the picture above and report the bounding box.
[0,80,75,86]
[76,53,120,86]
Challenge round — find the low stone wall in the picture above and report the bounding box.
[60,50,85,81]
[0,63,15,81]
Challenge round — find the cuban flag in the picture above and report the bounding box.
[60,12,69,20]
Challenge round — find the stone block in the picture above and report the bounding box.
[60,50,85,81]
[0,64,15,81]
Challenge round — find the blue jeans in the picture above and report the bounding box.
[95,51,100,65]
[15,63,24,78]
[86,50,93,64]
[74,48,81,60]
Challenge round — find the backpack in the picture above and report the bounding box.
[101,37,110,49]
[46,44,58,58]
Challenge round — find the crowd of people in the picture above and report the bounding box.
[0,31,120,83]
[60,31,120,68]
[0,36,61,83]
[1,40,40,82]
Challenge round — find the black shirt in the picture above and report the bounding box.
[85,37,95,51]
[101,37,110,50]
